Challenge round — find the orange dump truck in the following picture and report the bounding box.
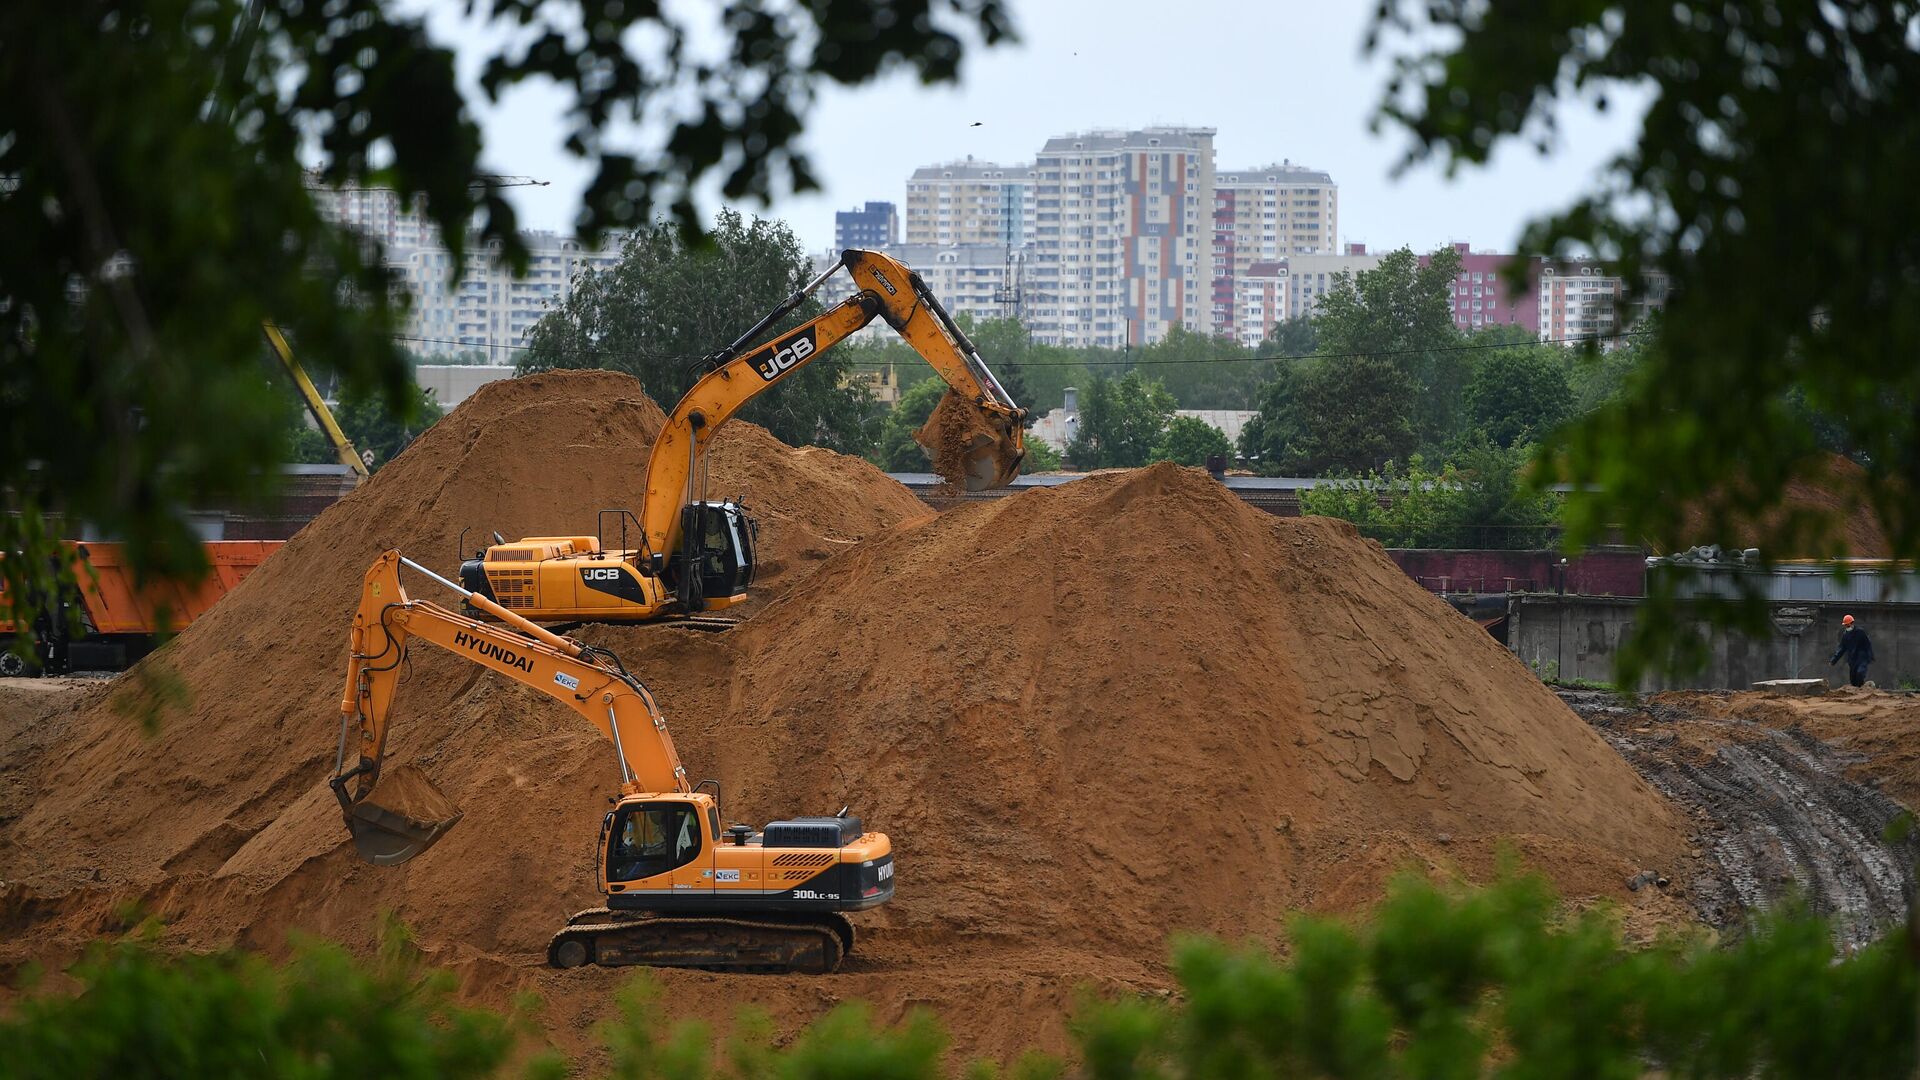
[1,540,281,675]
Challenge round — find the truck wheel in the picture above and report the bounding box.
[0,651,27,678]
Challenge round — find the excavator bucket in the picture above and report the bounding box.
[915,391,1026,491]
[337,764,463,866]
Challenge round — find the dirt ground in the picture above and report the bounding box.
[0,370,1737,1070]
[1561,686,1920,949]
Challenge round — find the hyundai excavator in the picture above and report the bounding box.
[333,550,892,973]
[455,248,1026,624]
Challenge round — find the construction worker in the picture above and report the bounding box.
[1829,614,1875,688]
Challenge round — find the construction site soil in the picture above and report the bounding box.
[1,370,1694,1066]
[1563,687,1920,949]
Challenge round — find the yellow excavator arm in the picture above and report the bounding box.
[333,549,688,863]
[263,322,370,480]
[638,249,1026,566]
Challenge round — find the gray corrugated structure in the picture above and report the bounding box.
[1655,561,1920,604]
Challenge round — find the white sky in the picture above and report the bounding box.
[427,0,1640,255]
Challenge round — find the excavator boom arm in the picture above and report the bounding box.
[334,552,689,861]
[263,322,370,479]
[638,249,1026,561]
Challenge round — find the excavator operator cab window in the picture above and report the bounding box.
[680,503,754,600]
[606,803,703,882]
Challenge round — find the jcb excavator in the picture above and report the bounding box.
[333,550,892,973]
[455,248,1026,624]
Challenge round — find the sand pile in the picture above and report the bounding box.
[691,464,1686,947]
[2,429,1689,1060]
[0,368,924,903]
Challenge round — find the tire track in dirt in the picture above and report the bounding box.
[1562,689,1920,948]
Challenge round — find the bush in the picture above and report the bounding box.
[7,875,1915,1079]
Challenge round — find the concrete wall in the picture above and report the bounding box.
[1508,595,1920,691]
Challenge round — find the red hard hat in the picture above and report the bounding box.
[1843,614,1855,625]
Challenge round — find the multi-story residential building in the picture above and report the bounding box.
[880,242,1025,325]
[1284,245,1383,321]
[1026,127,1216,348]
[834,201,898,250]
[1424,244,1541,335]
[1535,261,1670,343]
[315,179,622,363]
[1211,163,1336,336]
[1233,261,1291,347]
[904,158,1036,248]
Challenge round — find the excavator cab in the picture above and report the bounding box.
[669,502,755,612]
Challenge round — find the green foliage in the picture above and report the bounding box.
[0,1,1008,648]
[1313,245,1468,451]
[1242,247,1479,476]
[10,873,1920,1079]
[1136,327,1274,411]
[520,210,875,453]
[1151,416,1232,468]
[279,380,446,472]
[1262,315,1319,358]
[1020,439,1064,474]
[869,378,949,473]
[0,931,519,1079]
[1465,343,1573,449]
[1371,0,1920,679]
[1241,356,1418,476]
[1301,442,1562,548]
[1067,371,1177,469]
[1074,870,1919,1079]
[956,314,1038,426]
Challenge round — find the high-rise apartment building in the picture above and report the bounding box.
[1535,261,1669,343]
[904,158,1036,247]
[1210,163,1336,336]
[395,231,620,362]
[1233,261,1292,348]
[834,201,898,250]
[880,243,1026,325]
[311,181,618,362]
[1284,245,1383,321]
[1423,244,1540,334]
[1026,127,1216,348]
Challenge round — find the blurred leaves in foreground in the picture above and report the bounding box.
[5,871,1914,1078]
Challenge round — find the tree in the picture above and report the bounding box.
[280,380,445,473]
[955,315,1037,426]
[1140,326,1271,411]
[519,210,874,453]
[1067,371,1177,469]
[0,1,1012,649]
[1373,1,1920,675]
[1020,438,1064,474]
[1312,246,1467,454]
[1301,443,1562,549]
[1466,345,1573,449]
[1242,357,1418,476]
[870,378,949,473]
[1152,416,1233,467]
[1262,315,1319,358]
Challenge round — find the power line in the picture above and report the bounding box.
[392,328,1646,370]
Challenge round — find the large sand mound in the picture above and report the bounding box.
[2,381,1688,1064]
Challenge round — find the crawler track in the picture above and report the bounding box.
[547,908,854,974]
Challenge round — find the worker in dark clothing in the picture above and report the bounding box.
[1830,614,1874,688]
